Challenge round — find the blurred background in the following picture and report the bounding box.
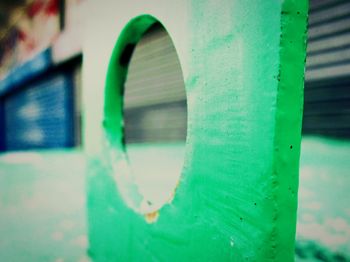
[0,0,349,261]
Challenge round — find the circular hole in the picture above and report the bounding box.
[123,23,187,214]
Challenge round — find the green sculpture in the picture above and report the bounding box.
[83,0,308,260]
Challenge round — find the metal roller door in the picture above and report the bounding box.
[304,0,350,138]
[124,23,186,143]
[4,74,75,150]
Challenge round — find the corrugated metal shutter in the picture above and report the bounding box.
[4,74,74,150]
[303,0,350,138]
[124,24,187,143]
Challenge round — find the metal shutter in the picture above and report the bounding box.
[4,74,74,150]
[303,0,350,138]
[124,24,187,143]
